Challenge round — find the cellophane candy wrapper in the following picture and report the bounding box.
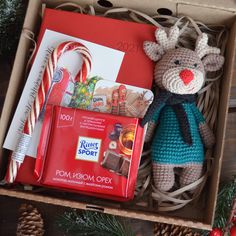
[35,105,145,201]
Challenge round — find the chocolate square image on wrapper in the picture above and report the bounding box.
[119,158,130,178]
[101,150,123,172]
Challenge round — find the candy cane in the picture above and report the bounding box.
[5,41,92,183]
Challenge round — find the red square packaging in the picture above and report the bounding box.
[35,105,145,201]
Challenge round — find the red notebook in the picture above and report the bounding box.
[16,8,155,185]
[37,8,156,89]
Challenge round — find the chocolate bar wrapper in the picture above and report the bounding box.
[35,105,145,201]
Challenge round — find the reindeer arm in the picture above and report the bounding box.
[145,121,157,143]
[190,103,215,148]
[143,103,165,143]
[199,123,215,148]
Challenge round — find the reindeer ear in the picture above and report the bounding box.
[143,41,163,61]
[202,54,224,72]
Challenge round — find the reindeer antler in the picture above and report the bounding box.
[155,25,180,51]
[143,25,180,61]
[195,33,220,59]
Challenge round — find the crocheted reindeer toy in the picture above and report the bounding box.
[141,26,224,192]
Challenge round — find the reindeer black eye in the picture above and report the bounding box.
[194,63,198,68]
[174,60,180,65]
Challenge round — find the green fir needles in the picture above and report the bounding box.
[0,0,26,58]
[214,177,236,229]
[57,210,135,236]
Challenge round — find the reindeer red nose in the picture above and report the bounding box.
[179,69,194,85]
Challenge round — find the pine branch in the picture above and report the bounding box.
[0,0,27,57]
[57,210,135,236]
[214,177,236,229]
[201,176,236,235]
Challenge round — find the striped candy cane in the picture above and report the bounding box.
[5,41,92,183]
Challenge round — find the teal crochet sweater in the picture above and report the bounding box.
[151,103,205,165]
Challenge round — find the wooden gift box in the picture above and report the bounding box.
[0,0,235,230]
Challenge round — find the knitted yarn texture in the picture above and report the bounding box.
[142,25,224,192]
